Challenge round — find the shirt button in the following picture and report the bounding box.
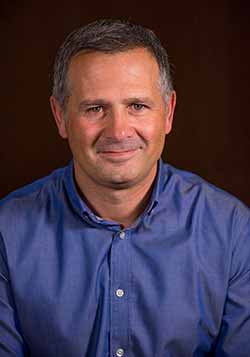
[119,231,126,239]
[116,289,124,298]
[116,348,124,357]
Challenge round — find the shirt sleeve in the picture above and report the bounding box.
[0,232,27,356]
[214,212,250,356]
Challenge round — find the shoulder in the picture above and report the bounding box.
[161,162,250,224]
[0,165,68,225]
[159,163,250,272]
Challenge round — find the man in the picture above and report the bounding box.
[0,19,250,357]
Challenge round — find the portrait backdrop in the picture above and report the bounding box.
[1,0,250,204]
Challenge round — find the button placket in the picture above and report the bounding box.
[110,230,130,357]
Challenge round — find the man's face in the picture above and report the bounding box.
[51,48,176,190]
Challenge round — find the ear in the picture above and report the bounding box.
[50,96,68,139]
[165,90,176,135]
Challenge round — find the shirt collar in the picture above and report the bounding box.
[144,158,163,216]
[64,161,90,218]
[64,158,166,221]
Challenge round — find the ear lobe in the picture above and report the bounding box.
[50,96,68,139]
[165,90,176,135]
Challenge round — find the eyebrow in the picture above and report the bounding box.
[78,99,109,111]
[122,97,155,106]
[78,96,155,111]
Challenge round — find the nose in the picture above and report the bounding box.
[103,108,134,140]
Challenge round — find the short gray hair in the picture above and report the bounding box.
[52,19,174,109]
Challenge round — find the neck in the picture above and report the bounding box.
[74,165,157,228]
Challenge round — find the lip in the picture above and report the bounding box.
[98,149,139,162]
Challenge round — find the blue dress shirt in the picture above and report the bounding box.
[0,159,250,356]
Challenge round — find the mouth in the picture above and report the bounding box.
[98,148,139,162]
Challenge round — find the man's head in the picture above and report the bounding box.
[50,19,176,192]
[52,19,174,110]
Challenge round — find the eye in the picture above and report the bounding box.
[86,106,103,113]
[131,103,146,111]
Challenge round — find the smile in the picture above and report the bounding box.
[98,149,139,162]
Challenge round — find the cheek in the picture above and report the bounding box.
[67,120,95,145]
[136,119,166,143]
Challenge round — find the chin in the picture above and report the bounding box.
[102,175,137,189]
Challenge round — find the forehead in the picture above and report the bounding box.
[67,48,161,93]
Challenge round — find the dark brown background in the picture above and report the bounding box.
[1,1,250,204]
